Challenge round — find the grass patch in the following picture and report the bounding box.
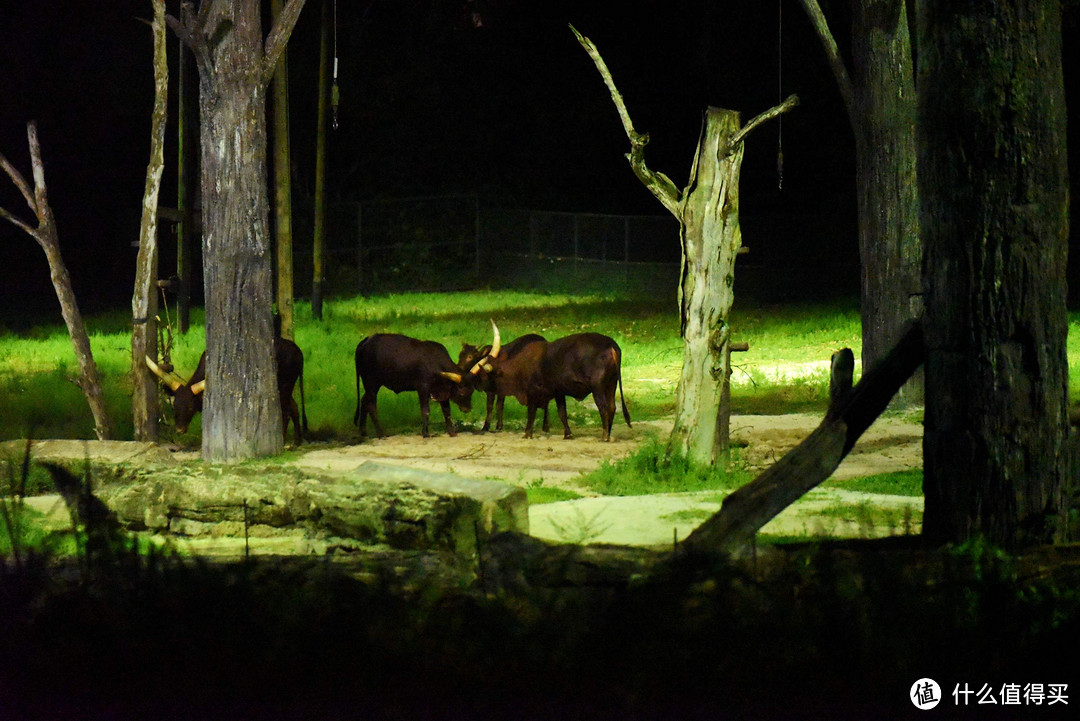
[578,438,753,496]
[525,484,583,505]
[824,469,923,496]
[5,294,1080,444]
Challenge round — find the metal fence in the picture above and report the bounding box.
[321,195,859,301]
[325,195,680,294]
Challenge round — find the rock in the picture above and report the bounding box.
[92,460,528,558]
[0,439,177,467]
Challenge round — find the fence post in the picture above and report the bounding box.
[474,195,481,279]
[357,202,364,294]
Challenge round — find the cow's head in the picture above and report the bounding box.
[441,321,502,410]
[146,355,205,434]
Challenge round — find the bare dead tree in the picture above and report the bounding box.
[573,25,797,465]
[132,0,169,442]
[0,123,114,440]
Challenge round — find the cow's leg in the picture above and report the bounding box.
[283,396,302,445]
[523,403,538,439]
[555,395,572,439]
[594,388,615,442]
[360,386,383,438]
[494,395,506,431]
[440,399,457,437]
[483,391,496,432]
[541,401,550,433]
[418,394,432,438]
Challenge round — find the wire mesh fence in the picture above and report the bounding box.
[318,195,858,301]
[324,196,681,295]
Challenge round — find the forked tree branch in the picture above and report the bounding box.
[262,0,307,88]
[570,24,682,216]
[723,93,800,157]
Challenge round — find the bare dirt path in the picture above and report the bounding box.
[290,413,923,493]
[288,412,925,546]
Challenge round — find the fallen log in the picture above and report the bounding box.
[682,319,925,554]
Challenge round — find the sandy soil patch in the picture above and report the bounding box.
[290,413,922,493]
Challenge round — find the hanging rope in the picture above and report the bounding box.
[331,0,340,130]
[776,0,784,190]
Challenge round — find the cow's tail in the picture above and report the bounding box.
[299,354,309,434]
[354,337,366,426]
[617,359,631,429]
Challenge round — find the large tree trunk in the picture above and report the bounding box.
[668,109,744,465]
[850,0,921,406]
[169,0,306,462]
[800,0,921,404]
[271,0,295,341]
[918,0,1070,546]
[131,0,168,443]
[1,124,114,441]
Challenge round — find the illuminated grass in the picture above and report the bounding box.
[3,293,1079,443]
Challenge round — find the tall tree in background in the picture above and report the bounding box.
[311,0,331,321]
[168,0,306,462]
[132,0,169,442]
[918,0,1070,545]
[271,0,296,340]
[799,0,921,404]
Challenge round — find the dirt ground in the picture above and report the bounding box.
[286,412,924,545]
[289,412,924,496]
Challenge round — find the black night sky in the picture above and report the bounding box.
[1,0,1077,322]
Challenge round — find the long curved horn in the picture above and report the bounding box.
[145,355,183,392]
[489,319,501,359]
[439,371,463,384]
[469,320,501,375]
[190,379,206,395]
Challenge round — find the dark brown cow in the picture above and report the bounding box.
[354,324,499,438]
[525,332,631,441]
[146,337,308,444]
[458,333,549,433]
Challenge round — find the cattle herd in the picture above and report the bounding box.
[146,321,630,445]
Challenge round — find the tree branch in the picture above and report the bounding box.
[0,149,37,216]
[682,319,925,554]
[166,2,212,79]
[798,0,856,129]
[570,24,681,215]
[262,0,307,88]
[722,94,800,157]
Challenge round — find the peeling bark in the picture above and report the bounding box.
[572,26,797,465]
[132,0,169,442]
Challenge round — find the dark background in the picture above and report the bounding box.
[1,0,1076,323]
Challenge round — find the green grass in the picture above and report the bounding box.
[824,469,923,496]
[578,437,753,496]
[0,290,864,443]
[4,290,1080,445]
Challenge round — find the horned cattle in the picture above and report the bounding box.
[526,332,631,441]
[458,333,549,433]
[146,336,308,444]
[354,322,500,438]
